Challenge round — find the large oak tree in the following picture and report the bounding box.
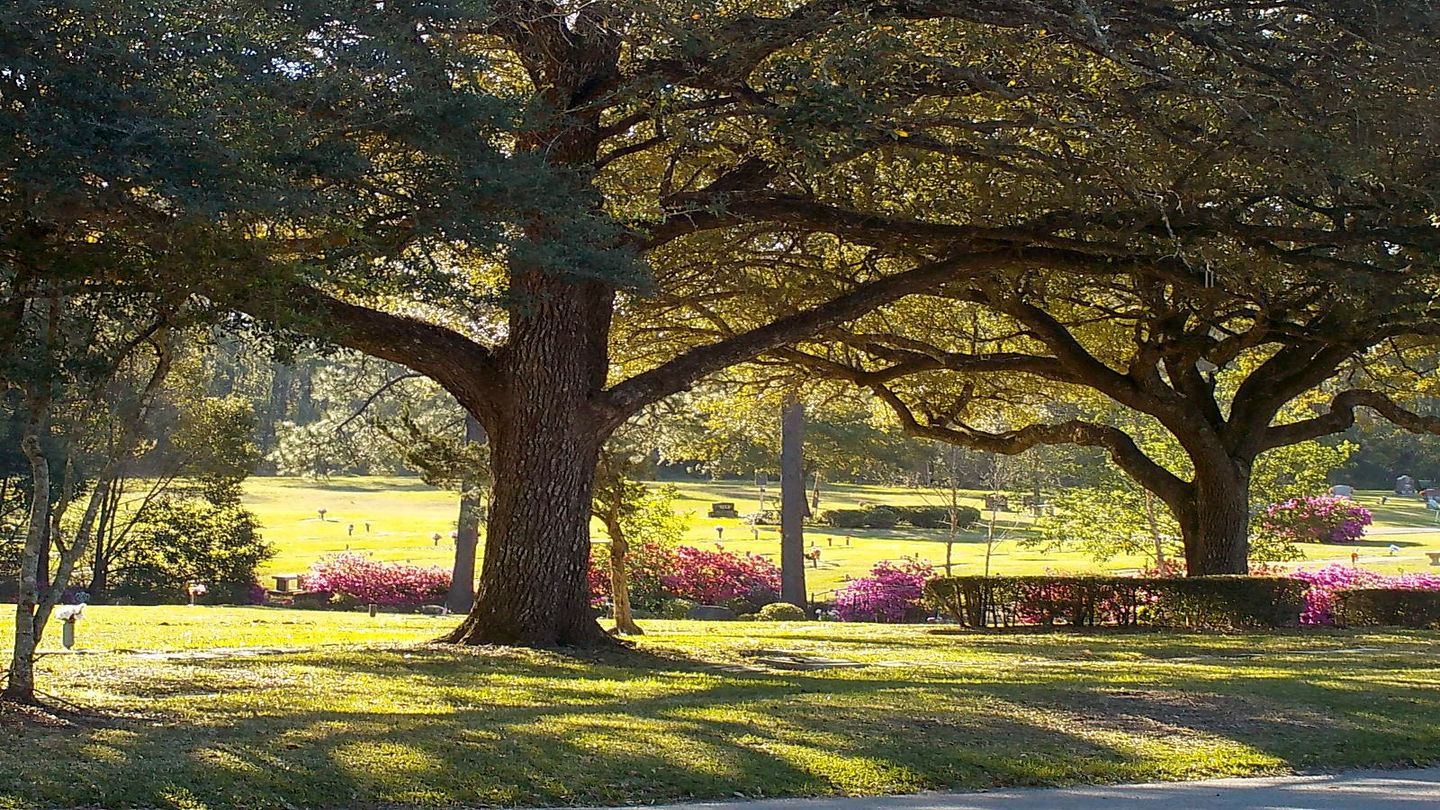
[16,2,1439,642]
[236,1,1440,641]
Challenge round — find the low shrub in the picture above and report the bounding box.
[1288,565,1440,625]
[835,559,934,622]
[1144,577,1309,630]
[821,508,870,529]
[658,597,697,619]
[821,506,901,529]
[925,575,1307,630]
[1336,588,1440,627]
[587,540,679,611]
[900,505,981,530]
[303,553,450,610]
[756,602,808,621]
[1255,495,1373,545]
[1330,582,1440,628]
[660,545,781,612]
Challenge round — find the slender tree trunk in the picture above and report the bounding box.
[6,435,48,704]
[446,415,486,614]
[603,515,643,636]
[984,505,999,578]
[1179,459,1251,575]
[780,396,807,608]
[89,479,123,600]
[1144,491,1166,573]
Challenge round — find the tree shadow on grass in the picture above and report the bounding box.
[6,634,1440,810]
[1,647,1150,809]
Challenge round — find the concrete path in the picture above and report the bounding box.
[562,767,1440,810]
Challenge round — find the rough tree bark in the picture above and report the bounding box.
[1173,459,1252,576]
[445,415,486,615]
[444,274,616,647]
[780,396,807,608]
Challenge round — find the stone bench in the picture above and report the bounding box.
[1427,551,1440,566]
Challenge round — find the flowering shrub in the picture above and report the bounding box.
[587,541,678,610]
[834,559,934,622]
[1289,564,1440,625]
[1256,495,1372,545]
[304,552,450,609]
[660,545,781,609]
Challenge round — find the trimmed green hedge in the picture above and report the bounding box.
[924,575,1308,631]
[821,505,981,530]
[1336,588,1440,627]
[902,505,981,529]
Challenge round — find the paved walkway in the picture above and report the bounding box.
[562,767,1440,810]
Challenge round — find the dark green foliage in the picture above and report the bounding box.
[822,505,978,530]
[820,508,875,528]
[1336,589,1440,627]
[109,501,273,605]
[1142,577,1310,630]
[900,505,981,530]
[657,598,697,620]
[925,576,1307,630]
[756,602,808,621]
[859,506,900,529]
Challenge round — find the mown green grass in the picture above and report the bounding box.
[244,477,1440,593]
[2,608,1438,809]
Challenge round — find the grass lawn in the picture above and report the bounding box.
[244,477,1440,594]
[2,607,1439,809]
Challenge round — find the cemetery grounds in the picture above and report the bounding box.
[2,477,1438,808]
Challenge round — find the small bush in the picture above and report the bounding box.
[756,602,808,621]
[658,598,697,619]
[1255,495,1373,544]
[821,506,904,529]
[899,505,980,529]
[835,559,934,622]
[304,553,450,610]
[661,546,781,612]
[1288,565,1440,625]
[821,509,871,528]
[1336,589,1440,627]
[1144,576,1309,630]
[864,506,901,529]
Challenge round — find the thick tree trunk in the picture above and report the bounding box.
[446,274,615,648]
[1179,460,1252,576]
[780,396,807,608]
[446,415,486,615]
[446,421,608,647]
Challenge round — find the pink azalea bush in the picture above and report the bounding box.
[660,545,781,609]
[1256,495,1373,545]
[587,541,679,610]
[834,559,934,622]
[304,552,450,609]
[1289,564,1440,625]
